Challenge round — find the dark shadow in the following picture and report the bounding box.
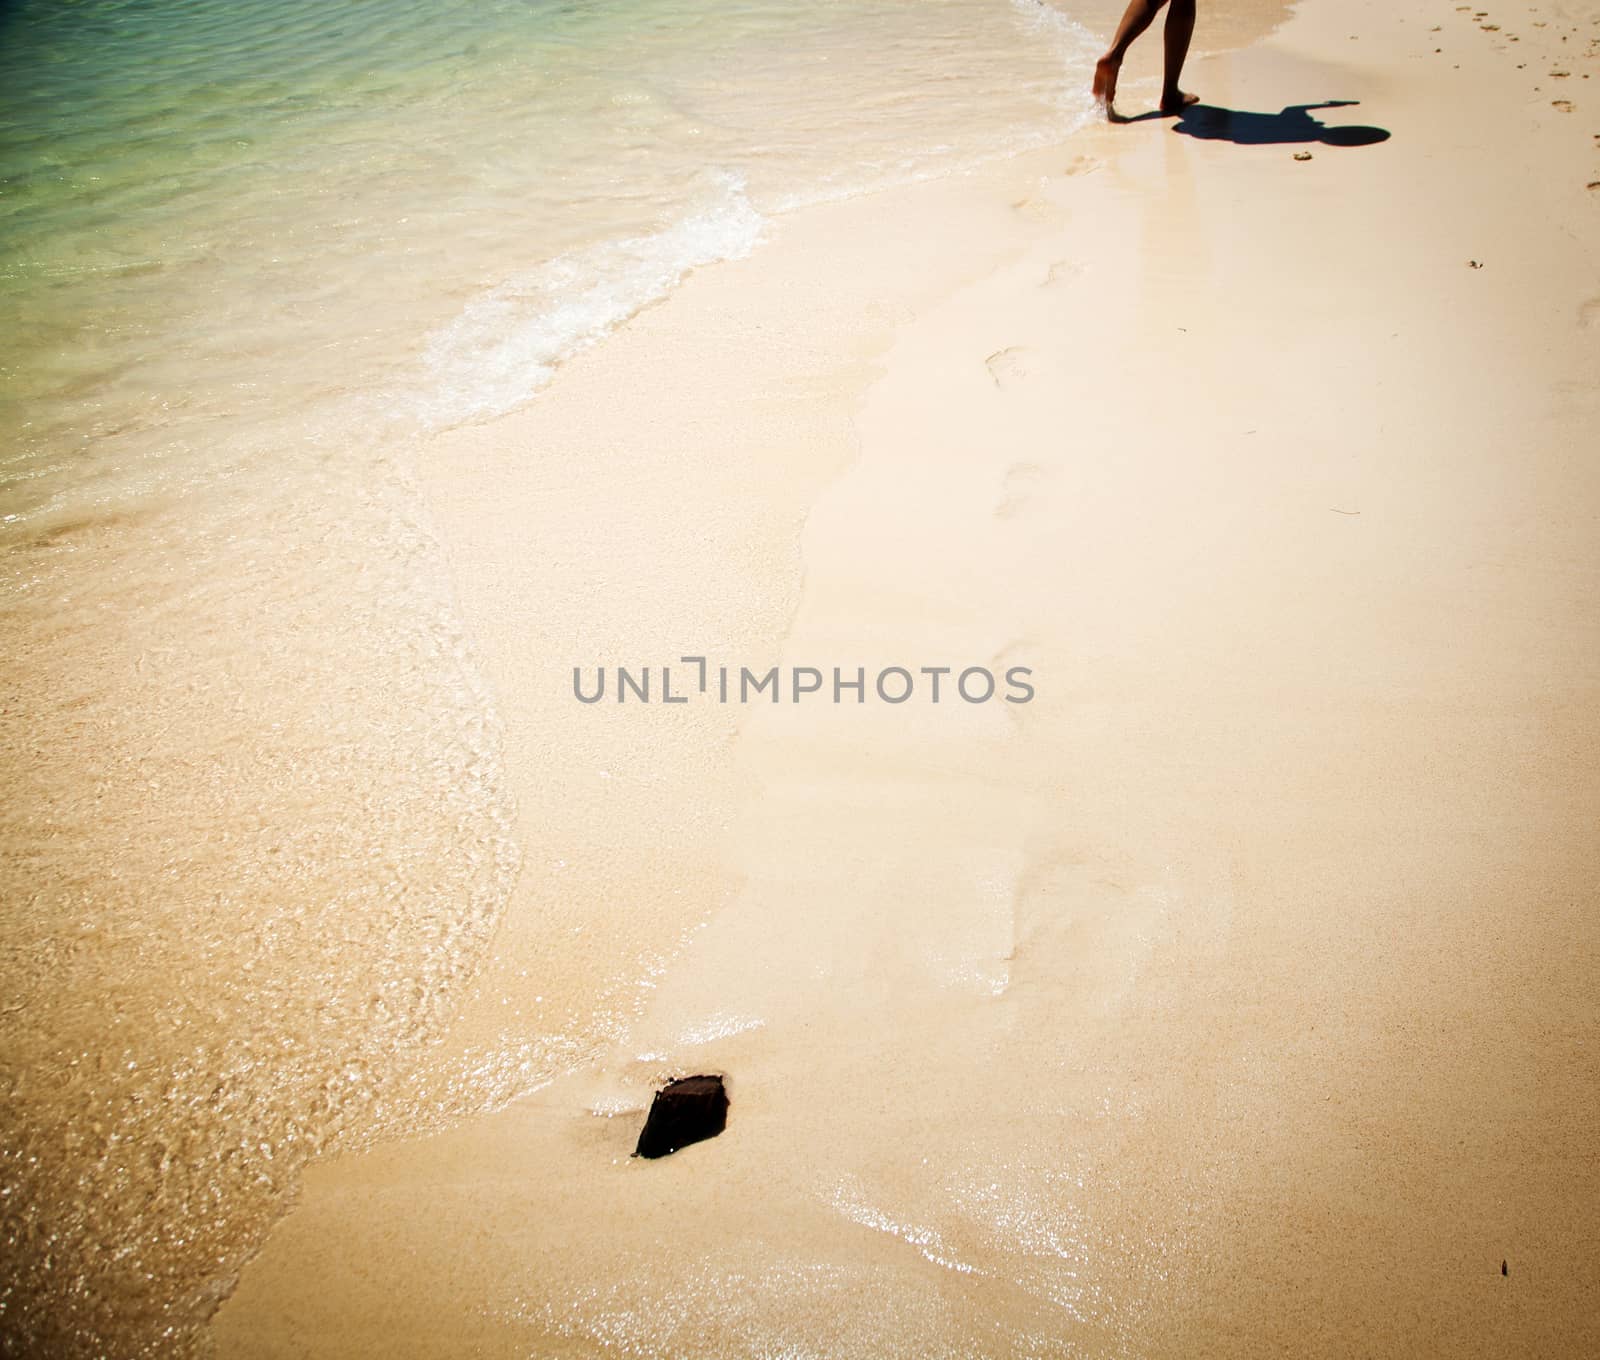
[1115,99,1391,148]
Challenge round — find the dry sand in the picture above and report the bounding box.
[215,0,1600,1353]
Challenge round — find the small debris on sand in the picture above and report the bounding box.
[634,1074,729,1159]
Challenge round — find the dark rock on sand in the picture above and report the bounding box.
[635,1075,728,1159]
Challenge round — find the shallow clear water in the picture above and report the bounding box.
[2,0,1097,499]
[0,0,1098,1353]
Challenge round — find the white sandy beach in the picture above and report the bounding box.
[187,0,1600,1352]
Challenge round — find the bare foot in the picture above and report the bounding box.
[1160,89,1200,114]
[1093,56,1120,114]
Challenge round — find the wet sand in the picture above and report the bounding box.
[214,0,1600,1354]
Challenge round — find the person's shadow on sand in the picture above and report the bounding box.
[1117,99,1391,148]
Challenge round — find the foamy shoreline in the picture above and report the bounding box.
[209,0,1595,1351]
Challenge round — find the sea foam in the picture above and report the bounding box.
[411,174,764,429]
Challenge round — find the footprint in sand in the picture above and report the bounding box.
[1009,195,1061,223]
[991,636,1037,674]
[1579,297,1600,329]
[987,637,1041,728]
[1062,153,1102,176]
[1043,258,1086,287]
[1008,858,1175,1017]
[985,346,1036,389]
[1552,98,1575,110]
[996,463,1047,520]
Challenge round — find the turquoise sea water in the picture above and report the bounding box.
[0,1,1099,1353]
[2,0,1097,498]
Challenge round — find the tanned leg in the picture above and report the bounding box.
[1093,0,1169,116]
[1161,0,1199,113]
